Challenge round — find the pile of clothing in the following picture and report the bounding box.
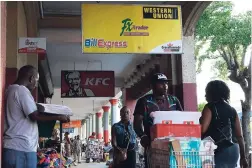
[37,148,73,168]
[86,140,104,160]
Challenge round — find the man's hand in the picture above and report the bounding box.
[140,135,150,148]
[58,115,70,123]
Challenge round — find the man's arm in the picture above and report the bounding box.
[18,87,69,122]
[133,98,151,148]
[133,114,145,138]
[133,98,145,138]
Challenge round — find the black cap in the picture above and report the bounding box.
[151,73,169,84]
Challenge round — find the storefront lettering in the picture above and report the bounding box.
[120,18,149,36]
[143,7,178,20]
[120,18,133,36]
[84,78,110,86]
[85,38,127,49]
[25,39,38,46]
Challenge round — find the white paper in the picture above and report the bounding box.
[37,103,73,116]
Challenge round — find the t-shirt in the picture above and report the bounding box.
[133,94,183,138]
[3,84,38,152]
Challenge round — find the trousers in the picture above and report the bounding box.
[2,148,37,168]
[215,143,239,168]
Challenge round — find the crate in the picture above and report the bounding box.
[147,149,215,168]
[150,124,201,141]
[147,148,170,168]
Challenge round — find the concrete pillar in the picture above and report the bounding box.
[181,35,197,111]
[89,116,92,135]
[102,106,110,144]
[6,2,19,87]
[82,121,86,140]
[92,114,96,134]
[5,2,38,101]
[123,89,137,122]
[109,99,119,125]
[96,112,103,139]
[78,127,81,137]
[0,2,7,166]
[86,118,90,138]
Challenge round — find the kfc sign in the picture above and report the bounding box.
[61,71,115,98]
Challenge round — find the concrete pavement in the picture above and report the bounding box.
[75,162,107,168]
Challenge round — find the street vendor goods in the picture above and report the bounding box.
[86,139,104,163]
[37,148,73,168]
[147,110,215,168]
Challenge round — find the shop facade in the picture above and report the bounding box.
[0,2,211,166]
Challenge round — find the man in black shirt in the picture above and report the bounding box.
[133,73,183,167]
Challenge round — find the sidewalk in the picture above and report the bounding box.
[75,162,107,168]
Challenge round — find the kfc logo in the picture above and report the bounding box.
[61,71,115,98]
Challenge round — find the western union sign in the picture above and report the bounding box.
[143,7,178,19]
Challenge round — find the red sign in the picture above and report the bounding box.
[62,120,81,128]
[18,38,46,54]
[61,71,115,98]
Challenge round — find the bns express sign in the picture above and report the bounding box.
[61,71,115,98]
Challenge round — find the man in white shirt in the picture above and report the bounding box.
[3,65,70,168]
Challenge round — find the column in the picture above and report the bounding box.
[89,116,92,135]
[181,35,197,111]
[6,2,18,87]
[102,106,110,144]
[123,89,137,122]
[92,114,96,134]
[109,99,119,125]
[82,121,86,140]
[86,117,90,138]
[0,2,7,165]
[96,112,103,139]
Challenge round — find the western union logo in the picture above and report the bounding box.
[143,7,179,20]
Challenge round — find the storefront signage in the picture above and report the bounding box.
[81,4,182,54]
[62,128,74,133]
[62,120,81,128]
[18,37,46,54]
[61,71,115,98]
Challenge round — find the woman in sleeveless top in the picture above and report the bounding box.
[200,80,248,168]
[112,106,137,168]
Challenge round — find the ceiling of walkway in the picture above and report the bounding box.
[40,1,186,17]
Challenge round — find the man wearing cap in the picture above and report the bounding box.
[133,73,183,167]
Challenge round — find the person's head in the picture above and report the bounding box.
[77,135,80,140]
[65,71,81,91]
[120,106,130,123]
[64,132,69,137]
[202,159,213,168]
[92,132,96,136]
[17,65,39,91]
[151,73,169,96]
[74,136,77,139]
[205,80,230,103]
